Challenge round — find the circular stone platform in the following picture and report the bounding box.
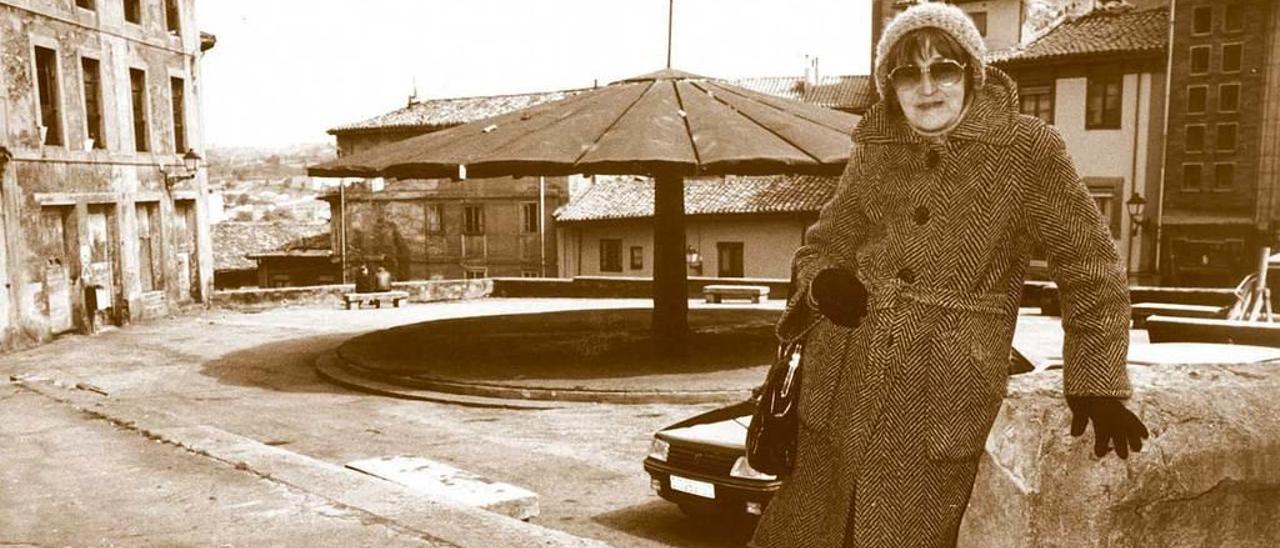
[331,307,779,403]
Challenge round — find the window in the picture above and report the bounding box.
[1182,163,1203,191]
[521,270,539,278]
[1224,4,1243,33]
[76,0,94,10]
[1192,6,1212,35]
[969,11,988,37]
[464,268,487,280]
[123,0,141,24]
[164,0,181,36]
[34,46,62,146]
[1187,85,1208,114]
[519,202,538,234]
[1084,178,1122,238]
[425,203,443,233]
[629,246,643,270]
[462,205,484,234]
[76,57,105,151]
[1216,123,1237,152]
[136,202,163,291]
[1221,43,1242,73]
[129,68,149,152]
[1214,163,1235,190]
[1085,74,1122,130]
[1019,84,1054,124]
[1185,125,1205,152]
[1218,83,1239,112]
[1189,46,1211,74]
[599,239,622,272]
[717,242,744,278]
[170,77,186,153]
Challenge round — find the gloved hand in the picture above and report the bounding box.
[1067,396,1149,459]
[808,268,868,329]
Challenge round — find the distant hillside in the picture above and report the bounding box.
[208,143,336,182]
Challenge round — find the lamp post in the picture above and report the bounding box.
[1126,191,1147,282]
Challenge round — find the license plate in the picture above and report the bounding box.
[669,475,715,499]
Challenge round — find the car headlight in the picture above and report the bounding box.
[729,456,776,480]
[648,437,670,462]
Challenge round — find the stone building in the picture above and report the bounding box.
[0,0,214,349]
[1160,0,1280,286]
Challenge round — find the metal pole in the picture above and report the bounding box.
[340,180,347,284]
[539,176,546,277]
[666,0,674,69]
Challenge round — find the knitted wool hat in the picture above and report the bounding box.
[874,2,987,98]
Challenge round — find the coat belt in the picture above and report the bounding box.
[867,278,1006,315]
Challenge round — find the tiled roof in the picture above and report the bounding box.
[329,90,585,134]
[725,75,877,112]
[555,174,837,222]
[329,75,875,135]
[213,222,329,271]
[989,7,1168,65]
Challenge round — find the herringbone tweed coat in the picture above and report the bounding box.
[751,67,1132,548]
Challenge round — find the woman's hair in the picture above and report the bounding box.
[883,27,978,110]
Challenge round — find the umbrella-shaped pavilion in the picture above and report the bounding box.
[310,68,860,351]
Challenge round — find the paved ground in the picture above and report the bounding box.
[0,298,768,547]
[0,297,1145,547]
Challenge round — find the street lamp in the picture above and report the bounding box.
[1125,191,1147,282]
[161,149,202,188]
[1126,191,1147,232]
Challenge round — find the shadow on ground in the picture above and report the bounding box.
[199,333,356,394]
[340,308,780,382]
[592,499,756,548]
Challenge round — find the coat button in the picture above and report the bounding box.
[913,206,930,225]
[925,150,941,169]
[897,267,916,284]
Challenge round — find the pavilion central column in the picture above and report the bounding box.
[652,173,689,353]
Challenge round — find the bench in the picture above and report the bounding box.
[343,290,410,309]
[703,284,770,304]
[1132,302,1225,328]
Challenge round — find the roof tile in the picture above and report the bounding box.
[555,174,836,222]
[990,7,1168,64]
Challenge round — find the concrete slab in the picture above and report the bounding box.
[347,456,539,521]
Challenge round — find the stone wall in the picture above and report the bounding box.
[959,360,1280,547]
[212,279,491,309]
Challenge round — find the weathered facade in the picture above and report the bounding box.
[0,0,213,349]
[1161,0,1280,286]
[322,177,565,280]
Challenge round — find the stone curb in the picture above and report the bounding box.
[330,349,754,405]
[315,353,574,411]
[10,375,610,548]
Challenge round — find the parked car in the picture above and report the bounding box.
[642,341,1280,519]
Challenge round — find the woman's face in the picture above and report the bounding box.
[892,46,967,133]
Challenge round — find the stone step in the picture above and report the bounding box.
[346,456,539,521]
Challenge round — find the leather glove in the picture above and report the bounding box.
[807,268,868,329]
[1067,396,1149,459]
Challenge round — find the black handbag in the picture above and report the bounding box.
[745,335,808,477]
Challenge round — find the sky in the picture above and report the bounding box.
[198,0,873,148]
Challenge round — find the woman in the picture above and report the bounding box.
[752,3,1148,547]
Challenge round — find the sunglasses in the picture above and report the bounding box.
[889,59,967,90]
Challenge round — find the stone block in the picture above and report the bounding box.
[959,360,1280,547]
[346,456,539,521]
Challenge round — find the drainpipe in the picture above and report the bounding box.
[1154,1,1176,279]
[539,176,546,277]
[1129,72,1143,281]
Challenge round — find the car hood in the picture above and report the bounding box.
[1040,342,1280,370]
[658,416,751,452]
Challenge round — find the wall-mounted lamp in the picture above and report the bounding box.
[685,245,702,275]
[161,148,202,188]
[1125,191,1148,233]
